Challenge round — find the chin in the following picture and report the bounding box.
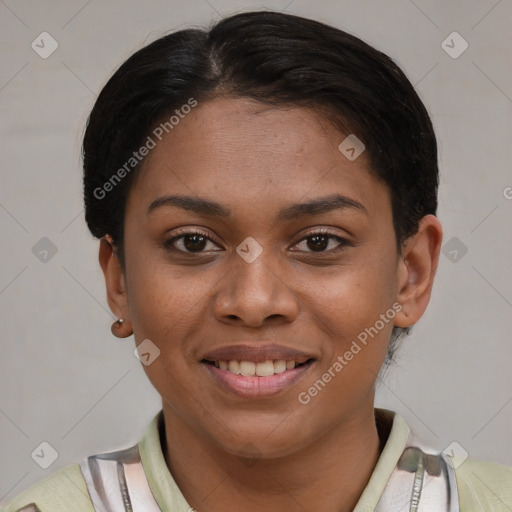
[209,416,313,460]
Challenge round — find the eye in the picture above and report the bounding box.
[163,229,222,253]
[163,228,351,255]
[291,229,351,253]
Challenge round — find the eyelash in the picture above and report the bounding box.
[163,228,351,255]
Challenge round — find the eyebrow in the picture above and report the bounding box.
[146,193,367,220]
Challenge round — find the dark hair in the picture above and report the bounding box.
[83,10,438,363]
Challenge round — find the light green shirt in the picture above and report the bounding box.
[2,409,511,511]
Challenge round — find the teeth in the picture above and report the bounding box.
[274,360,286,373]
[239,361,256,376]
[256,361,274,377]
[215,359,299,376]
[228,360,239,374]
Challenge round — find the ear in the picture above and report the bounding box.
[98,235,132,337]
[394,215,443,328]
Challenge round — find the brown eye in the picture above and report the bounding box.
[181,233,207,252]
[307,234,329,252]
[164,230,222,253]
[292,231,350,254]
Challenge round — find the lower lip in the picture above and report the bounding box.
[202,361,314,399]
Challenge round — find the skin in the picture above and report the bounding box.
[99,97,443,512]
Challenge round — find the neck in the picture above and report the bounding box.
[161,403,384,512]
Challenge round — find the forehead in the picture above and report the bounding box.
[149,97,353,166]
[127,97,390,220]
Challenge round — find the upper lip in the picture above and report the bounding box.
[201,343,315,364]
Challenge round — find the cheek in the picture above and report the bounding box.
[299,255,398,403]
[306,253,398,337]
[124,262,203,403]
[124,241,208,334]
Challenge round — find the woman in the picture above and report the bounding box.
[3,10,510,512]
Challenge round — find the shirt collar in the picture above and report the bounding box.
[139,408,411,511]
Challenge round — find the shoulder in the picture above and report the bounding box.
[454,456,512,511]
[0,463,94,512]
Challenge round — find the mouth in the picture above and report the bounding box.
[201,358,314,376]
[200,344,316,398]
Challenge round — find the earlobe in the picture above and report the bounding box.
[99,235,133,337]
[394,215,443,328]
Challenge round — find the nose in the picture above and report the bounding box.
[212,252,300,329]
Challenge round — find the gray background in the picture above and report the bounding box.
[1,0,511,504]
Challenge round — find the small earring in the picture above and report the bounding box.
[111,318,131,338]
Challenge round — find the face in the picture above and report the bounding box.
[103,97,437,458]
